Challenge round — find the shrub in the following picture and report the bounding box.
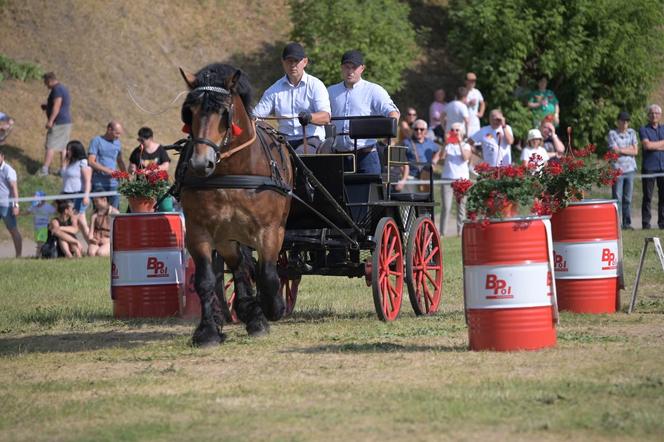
[289,0,419,94]
[447,0,664,144]
[0,54,43,83]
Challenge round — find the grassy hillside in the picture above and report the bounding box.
[0,0,291,170]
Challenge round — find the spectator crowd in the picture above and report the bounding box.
[1,44,664,260]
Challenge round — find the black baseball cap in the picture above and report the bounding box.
[618,111,630,121]
[341,50,364,66]
[282,43,306,61]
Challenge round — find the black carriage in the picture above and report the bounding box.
[276,116,443,321]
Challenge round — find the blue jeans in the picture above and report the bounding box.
[612,171,634,228]
[344,149,381,174]
[92,181,119,209]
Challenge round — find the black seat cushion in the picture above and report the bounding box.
[390,192,431,202]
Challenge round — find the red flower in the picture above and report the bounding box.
[603,151,619,162]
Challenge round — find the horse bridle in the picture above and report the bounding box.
[189,85,235,164]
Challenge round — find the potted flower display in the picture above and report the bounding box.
[451,162,544,225]
[532,145,623,314]
[533,144,621,213]
[112,164,170,213]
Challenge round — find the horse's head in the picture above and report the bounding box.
[180,66,244,177]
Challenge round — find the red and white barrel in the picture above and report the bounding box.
[462,216,557,351]
[551,199,622,313]
[111,213,185,318]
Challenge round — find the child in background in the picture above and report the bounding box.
[27,190,55,256]
[87,194,118,257]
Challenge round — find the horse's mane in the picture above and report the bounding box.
[187,63,253,114]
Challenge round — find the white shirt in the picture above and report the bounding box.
[328,79,399,150]
[471,125,513,166]
[254,72,330,141]
[0,160,17,206]
[466,88,484,136]
[429,101,447,129]
[442,142,471,179]
[62,159,90,193]
[444,100,469,133]
[520,146,549,170]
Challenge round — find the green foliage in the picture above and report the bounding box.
[448,0,664,144]
[0,54,43,83]
[289,0,419,94]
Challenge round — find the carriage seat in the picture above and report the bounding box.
[348,117,397,140]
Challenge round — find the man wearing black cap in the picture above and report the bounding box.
[328,50,400,174]
[608,111,638,230]
[254,42,330,154]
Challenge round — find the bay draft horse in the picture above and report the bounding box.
[179,63,293,346]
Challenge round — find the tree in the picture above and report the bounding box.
[448,0,664,145]
[289,0,419,94]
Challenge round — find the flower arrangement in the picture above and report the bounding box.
[533,144,621,213]
[452,144,621,224]
[111,163,170,200]
[452,162,543,223]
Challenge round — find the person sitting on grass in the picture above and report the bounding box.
[87,194,118,257]
[46,199,82,258]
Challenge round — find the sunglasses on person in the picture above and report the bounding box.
[413,127,427,131]
[407,112,417,116]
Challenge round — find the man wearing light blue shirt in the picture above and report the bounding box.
[253,43,330,154]
[328,50,400,174]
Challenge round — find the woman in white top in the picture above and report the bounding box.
[520,129,549,171]
[440,122,472,236]
[61,140,92,240]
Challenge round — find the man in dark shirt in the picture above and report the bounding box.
[638,104,664,229]
[40,72,72,176]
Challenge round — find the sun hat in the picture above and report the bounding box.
[527,129,543,141]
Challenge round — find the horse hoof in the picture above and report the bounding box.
[246,318,270,337]
[192,325,226,347]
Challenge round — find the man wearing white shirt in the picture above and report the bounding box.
[443,87,469,137]
[465,72,485,137]
[328,50,400,174]
[470,109,514,166]
[0,149,22,257]
[254,43,331,154]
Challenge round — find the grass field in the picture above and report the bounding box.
[1,230,663,441]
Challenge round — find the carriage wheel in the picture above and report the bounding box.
[279,277,300,316]
[371,217,404,321]
[278,252,300,316]
[406,216,443,315]
[223,275,240,324]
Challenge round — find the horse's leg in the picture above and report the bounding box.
[256,227,286,322]
[188,238,225,347]
[218,242,270,336]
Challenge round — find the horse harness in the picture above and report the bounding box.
[163,121,292,202]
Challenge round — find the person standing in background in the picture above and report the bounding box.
[61,140,92,240]
[442,87,469,138]
[608,111,638,230]
[465,72,485,138]
[40,72,72,176]
[528,76,559,128]
[440,122,472,236]
[0,148,22,257]
[128,127,173,211]
[639,104,664,230]
[88,121,126,209]
[470,109,514,166]
[429,89,447,131]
